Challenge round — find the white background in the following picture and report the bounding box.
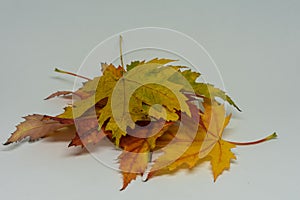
[0,1,299,199]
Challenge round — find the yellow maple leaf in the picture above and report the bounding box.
[208,139,236,181]
[199,99,231,158]
[147,101,233,180]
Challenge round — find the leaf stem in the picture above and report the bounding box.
[54,68,91,81]
[226,132,277,146]
[119,35,125,70]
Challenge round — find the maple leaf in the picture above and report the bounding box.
[4,114,71,145]
[146,101,233,180]
[118,120,171,190]
[107,61,193,145]
[147,118,205,177]
[208,139,236,181]
[199,100,232,158]
[121,60,192,116]
[168,68,241,111]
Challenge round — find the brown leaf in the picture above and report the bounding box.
[4,114,70,145]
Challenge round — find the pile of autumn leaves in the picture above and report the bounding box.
[5,58,275,190]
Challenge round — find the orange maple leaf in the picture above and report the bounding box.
[118,120,172,190]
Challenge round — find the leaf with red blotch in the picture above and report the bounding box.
[4,114,71,145]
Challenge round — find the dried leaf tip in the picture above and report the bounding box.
[3,141,11,146]
[266,132,277,140]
